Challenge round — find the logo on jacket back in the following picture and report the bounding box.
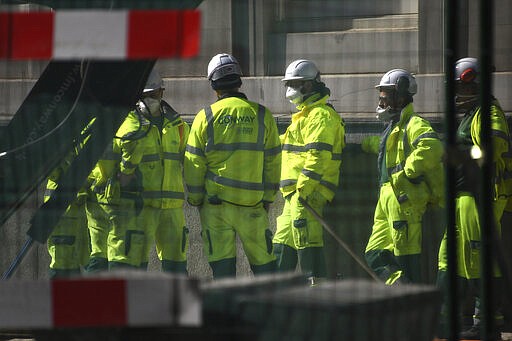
[217,115,255,125]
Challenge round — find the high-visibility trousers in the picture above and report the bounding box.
[86,195,144,267]
[438,193,506,278]
[274,191,327,250]
[200,200,275,266]
[47,201,90,271]
[138,206,188,264]
[366,182,426,257]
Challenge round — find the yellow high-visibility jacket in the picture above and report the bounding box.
[86,141,122,204]
[184,93,281,207]
[113,102,189,209]
[467,99,511,200]
[380,103,444,207]
[279,93,345,201]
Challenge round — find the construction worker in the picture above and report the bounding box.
[86,69,190,273]
[363,69,444,285]
[85,138,144,271]
[272,59,345,283]
[437,57,511,339]
[184,53,281,279]
[46,124,91,278]
[131,69,190,273]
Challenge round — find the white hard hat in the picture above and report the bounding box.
[375,69,417,96]
[207,53,242,81]
[143,69,163,93]
[282,59,320,82]
[455,57,479,84]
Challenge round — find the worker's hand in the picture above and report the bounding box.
[390,170,429,214]
[297,182,315,201]
[300,190,326,208]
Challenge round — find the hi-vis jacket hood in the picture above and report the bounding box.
[184,94,281,207]
[280,93,345,201]
[378,103,445,206]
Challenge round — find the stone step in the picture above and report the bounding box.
[268,13,419,75]
[274,13,418,34]
[280,27,419,75]
[352,13,418,29]
[280,0,417,19]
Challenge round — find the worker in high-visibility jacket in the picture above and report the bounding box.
[132,70,190,273]
[184,53,281,278]
[86,69,190,273]
[436,58,511,340]
[118,69,190,273]
[363,69,444,285]
[46,123,92,278]
[85,138,144,271]
[272,59,345,282]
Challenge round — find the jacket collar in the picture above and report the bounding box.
[291,94,330,122]
[217,91,248,101]
[395,102,415,126]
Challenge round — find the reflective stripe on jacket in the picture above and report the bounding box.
[279,94,345,201]
[184,94,281,206]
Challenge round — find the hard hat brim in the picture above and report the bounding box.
[282,76,313,82]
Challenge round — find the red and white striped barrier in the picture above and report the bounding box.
[0,9,200,60]
[0,275,201,328]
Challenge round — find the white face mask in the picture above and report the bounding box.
[286,86,303,105]
[143,97,161,116]
[375,105,399,122]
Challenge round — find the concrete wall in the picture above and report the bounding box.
[166,72,512,123]
[467,0,512,71]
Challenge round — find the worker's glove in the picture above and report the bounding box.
[390,170,430,215]
[297,181,316,201]
[361,135,380,154]
[302,190,327,208]
[385,269,410,286]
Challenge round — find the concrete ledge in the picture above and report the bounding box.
[166,73,512,118]
[1,73,511,125]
